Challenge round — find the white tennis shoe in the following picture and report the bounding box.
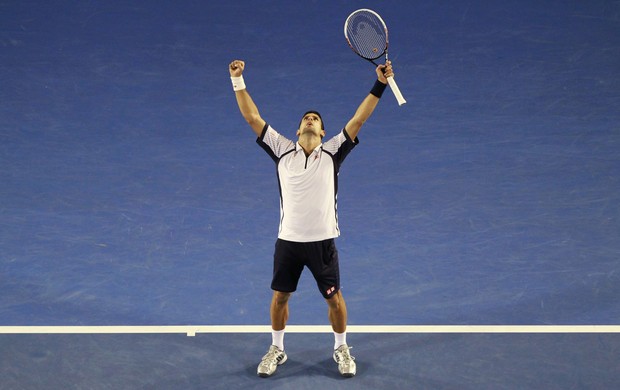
[333,344,356,377]
[257,345,287,377]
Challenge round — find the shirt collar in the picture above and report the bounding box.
[296,141,323,154]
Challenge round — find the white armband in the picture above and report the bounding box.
[231,76,246,91]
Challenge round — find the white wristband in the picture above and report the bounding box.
[231,76,246,91]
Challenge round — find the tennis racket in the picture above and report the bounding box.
[344,9,406,106]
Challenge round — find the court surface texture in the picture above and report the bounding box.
[1,1,619,389]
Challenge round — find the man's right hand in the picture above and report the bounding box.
[229,60,245,77]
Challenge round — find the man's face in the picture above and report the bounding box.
[297,113,325,138]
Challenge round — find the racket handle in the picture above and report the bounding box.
[387,76,406,106]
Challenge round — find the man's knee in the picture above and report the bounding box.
[273,291,291,306]
[326,290,343,309]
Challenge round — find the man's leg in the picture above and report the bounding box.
[257,291,291,378]
[326,290,347,334]
[327,290,356,378]
[271,290,291,332]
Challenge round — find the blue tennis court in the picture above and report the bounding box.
[1,1,619,388]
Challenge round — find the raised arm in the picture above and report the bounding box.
[229,60,266,137]
[344,61,394,140]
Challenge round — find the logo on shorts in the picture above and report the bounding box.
[326,286,336,295]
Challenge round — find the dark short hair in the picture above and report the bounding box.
[300,110,324,130]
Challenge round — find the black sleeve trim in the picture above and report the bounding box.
[258,122,269,141]
[343,127,360,145]
[256,123,279,163]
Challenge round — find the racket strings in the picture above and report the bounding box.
[345,13,387,60]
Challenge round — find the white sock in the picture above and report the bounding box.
[334,331,347,350]
[272,329,285,351]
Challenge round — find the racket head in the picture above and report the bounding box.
[344,9,389,61]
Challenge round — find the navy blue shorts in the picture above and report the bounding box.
[271,238,340,299]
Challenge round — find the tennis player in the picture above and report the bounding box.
[229,59,394,378]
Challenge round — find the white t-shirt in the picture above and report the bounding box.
[257,124,358,242]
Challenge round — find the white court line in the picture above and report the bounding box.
[1,325,619,336]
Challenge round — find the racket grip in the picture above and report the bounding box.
[387,76,406,106]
